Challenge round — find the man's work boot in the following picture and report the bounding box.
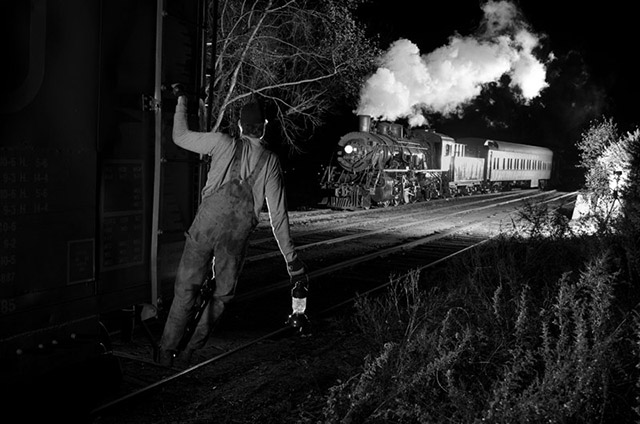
[156,348,175,367]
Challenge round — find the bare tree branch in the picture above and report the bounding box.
[204,0,380,149]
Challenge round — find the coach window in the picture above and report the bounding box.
[445,144,451,156]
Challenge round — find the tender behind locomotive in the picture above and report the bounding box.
[320,115,553,209]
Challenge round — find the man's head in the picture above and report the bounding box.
[239,100,267,138]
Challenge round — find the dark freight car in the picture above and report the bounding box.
[0,0,209,392]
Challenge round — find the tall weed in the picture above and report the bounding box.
[320,236,639,423]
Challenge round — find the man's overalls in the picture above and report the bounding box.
[160,138,268,353]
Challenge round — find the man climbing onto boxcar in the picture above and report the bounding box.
[157,87,306,367]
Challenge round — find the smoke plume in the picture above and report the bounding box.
[356,0,550,127]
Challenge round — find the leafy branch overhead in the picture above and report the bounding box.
[207,0,380,149]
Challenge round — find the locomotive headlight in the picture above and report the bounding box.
[344,144,354,154]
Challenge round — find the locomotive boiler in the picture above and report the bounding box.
[319,115,553,209]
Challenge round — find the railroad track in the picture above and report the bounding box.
[90,190,576,419]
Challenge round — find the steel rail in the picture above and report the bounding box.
[238,191,576,301]
[250,190,540,246]
[90,325,291,418]
[90,191,575,418]
[90,233,491,419]
[245,190,569,263]
[319,191,577,315]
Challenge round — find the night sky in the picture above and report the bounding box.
[284,0,638,201]
[355,0,637,132]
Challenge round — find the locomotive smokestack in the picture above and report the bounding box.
[358,115,371,133]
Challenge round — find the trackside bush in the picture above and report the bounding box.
[318,235,640,423]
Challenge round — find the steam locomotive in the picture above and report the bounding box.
[319,115,553,209]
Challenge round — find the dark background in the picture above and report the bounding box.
[282,0,639,208]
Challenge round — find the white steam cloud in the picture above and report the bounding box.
[356,0,550,127]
